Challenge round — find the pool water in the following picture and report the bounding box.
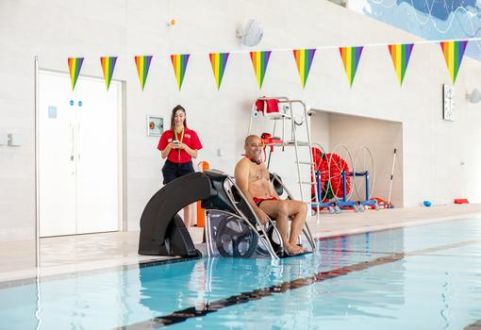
[1,218,481,329]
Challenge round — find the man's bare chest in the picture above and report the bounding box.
[249,166,268,182]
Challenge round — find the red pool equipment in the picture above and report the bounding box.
[255,98,280,115]
[311,147,352,201]
[327,152,352,199]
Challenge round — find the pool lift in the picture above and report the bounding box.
[138,170,316,260]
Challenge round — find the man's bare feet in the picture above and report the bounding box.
[285,243,305,255]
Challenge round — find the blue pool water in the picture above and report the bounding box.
[1,218,481,329]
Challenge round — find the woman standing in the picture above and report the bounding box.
[157,105,203,227]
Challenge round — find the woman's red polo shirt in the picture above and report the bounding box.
[157,128,203,163]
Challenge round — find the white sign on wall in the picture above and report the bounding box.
[443,84,455,122]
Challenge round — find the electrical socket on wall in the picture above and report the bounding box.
[4,133,23,147]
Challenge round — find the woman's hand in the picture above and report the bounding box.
[161,143,174,158]
[177,142,186,150]
[170,141,181,149]
[170,143,198,158]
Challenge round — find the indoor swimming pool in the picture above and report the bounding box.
[1,217,480,329]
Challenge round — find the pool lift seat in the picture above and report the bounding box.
[138,170,316,260]
[203,171,281,259]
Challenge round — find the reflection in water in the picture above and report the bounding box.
[2,219,481,329]
[441,271,451,330]
[136,229,408,328]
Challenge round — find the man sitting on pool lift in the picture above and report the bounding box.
[234,135,307,255]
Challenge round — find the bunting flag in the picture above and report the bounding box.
[170,54,190,90]
[440,40,468,84]
[250,51,272,89]
[209,52,230,89]
[100,56,117,90]
[339,46,363,87]
[387,44,414,86]
[134,55,153,90]
[292,49,316,88]
[67,57,84,90]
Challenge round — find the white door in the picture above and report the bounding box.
[39,71,120,237]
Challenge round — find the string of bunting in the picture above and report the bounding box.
[67,39,474,91]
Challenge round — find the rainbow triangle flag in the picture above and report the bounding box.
[250,51,272,89]
[339,47,363,87]
[209,52,230,90]
[100,56,117,90]
[440,40,468,84]
[134,55,153,90]
[67,57,84,90]
[170,54,190,90]
[387,44,414,86]
[292,49,316,88]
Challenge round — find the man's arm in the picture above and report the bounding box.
[234,159,252,202]
[263,165,280,198]
[234,160,269,223]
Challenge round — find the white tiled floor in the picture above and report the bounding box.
[1,204,481,283]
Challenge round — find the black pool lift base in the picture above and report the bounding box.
[138,170,316,260]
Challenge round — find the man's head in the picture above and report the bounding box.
[244,135,263,164]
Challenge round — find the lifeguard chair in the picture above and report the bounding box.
[248,97,321,219]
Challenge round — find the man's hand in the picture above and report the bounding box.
[255,208,270,225]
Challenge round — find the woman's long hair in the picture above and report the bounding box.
[170,105,188,130]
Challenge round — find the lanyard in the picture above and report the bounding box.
[175,128,185,162]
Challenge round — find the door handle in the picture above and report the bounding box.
[70,126,75,162]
